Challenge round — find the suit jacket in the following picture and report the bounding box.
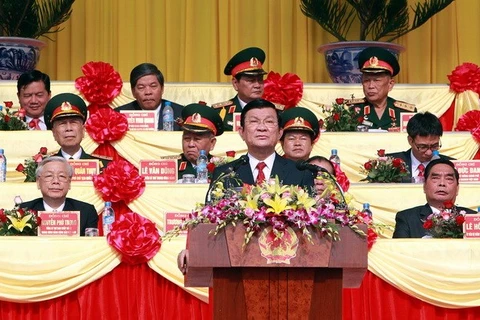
[386,149,455,183]
[393,203,476,238]
[55,148,110,170]
[21,197,99,236]
[211,153,314,189]
[114,99,183,130]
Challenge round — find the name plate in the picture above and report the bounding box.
[452,160,480,182]
[232,112,241,131]
[38,211,80,236]
[463,214,480,238]
[69,160,99,182]
[121,110,156,131]
[140,159,178,183]
[164,212,189,234]
[400,112,416,132]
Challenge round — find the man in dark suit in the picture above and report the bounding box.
[211,99,314,188]
[44,93,109,168]
[21,156,98,236]
[387,112,454,183]
[211,47,267,131]
[17,70,51,130]
[114,63,183,130]
[393,158,475,238]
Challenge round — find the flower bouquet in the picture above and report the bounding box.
[16,147,49,182]
[321,98,362,132]
[206,150,236,174]
[423,201,466,238]
[0,197,41,236]
[360,149,409,183]
[0,101,28,131]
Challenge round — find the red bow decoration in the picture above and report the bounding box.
[447,62,480,94]
[85,107,129,143]
[75,61,123,107]
[107,211,161,264]
[332,163,350,192]
[262,71,303,110]
[455,110,480,143]
[93,159,145,203]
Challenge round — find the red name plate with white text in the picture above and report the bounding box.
[232,112,241,131]
[69,160,99,182]
[463,214,480,238]
[38,211,80,236]
[452,160,480,182]
[400,112,416,132]
[164,212,190,234]
[140,159,178,183]
[121,110,156,131]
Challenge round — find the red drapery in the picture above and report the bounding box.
[2,266,480,320]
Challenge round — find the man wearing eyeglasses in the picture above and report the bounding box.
[387,112,454,183]
[20,156,98,236]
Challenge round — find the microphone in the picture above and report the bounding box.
[296,160,347,208]
[205,155,249,204]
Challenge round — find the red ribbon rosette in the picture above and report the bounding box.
[93,159,146,203]
[447,62,480,94]
[85,107,129,143]
[456,110,480,143]
[262,71,303,110]
[75,61,123,106]
[107,211,161,264]
[333,163,350,192]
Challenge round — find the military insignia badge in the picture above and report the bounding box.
[294,117,305,125]
[178,161,187,172]
[192,113,201,123]
[61,102,72,110]
[228,105,236,114]
[369,56,379,67]
[250,57,259,67]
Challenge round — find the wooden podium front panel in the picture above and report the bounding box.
[213,268,342,320]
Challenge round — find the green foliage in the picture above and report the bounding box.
[299,0,454,42]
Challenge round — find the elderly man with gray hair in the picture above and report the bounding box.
[20,156,98,236]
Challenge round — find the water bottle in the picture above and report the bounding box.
[432,150,440,160]
[0,149,6,182]
[196,150,209,183]
[329,149,340,165]
[362,203,373,218]
[162,101,174,131]
[103,201,115,236]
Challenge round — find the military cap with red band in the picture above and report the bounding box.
[357,47,400,77]
[224,47,267,77]
[44,93,88,130]
[180,103,224,136]
[280,106,320,141]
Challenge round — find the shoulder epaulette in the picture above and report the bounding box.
[160,155,182,160]
[211,100,234,109]
[394,100,416,112]
[345,98,366,105]
[273,103,285,111]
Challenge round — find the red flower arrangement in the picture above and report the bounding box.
[107,211,161,264]
[455,110,480,143]
[262,71,303,110]
[360,149,409,183]
[93,159,146,203]
[321,98,362,132]
[423,201,466,238]
[447,62,480,94]
[75,61,123,106]
[16,147,49,182]
[206,150,236,174]
[85,108,129,143]
[0,101,28,131]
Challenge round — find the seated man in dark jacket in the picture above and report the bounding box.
[393,158,476,238]
[21,156,98,236]
[387,111,454,183]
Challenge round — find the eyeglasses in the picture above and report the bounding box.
[41,174,70,182]
[413,140,442,153]
[244,118,278,128]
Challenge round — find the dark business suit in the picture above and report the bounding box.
[386,149,455,183]
[211,153,314,189]
[114,99,183,130]
[55,148,110,170]
[393,203,476,238]
[21,197,99,236]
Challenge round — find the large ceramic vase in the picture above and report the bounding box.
[0,37,46,80]
[318,41,404,84]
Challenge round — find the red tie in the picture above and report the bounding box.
[29,118,41,130]
[256,162,267,184]
[417,164,425,177]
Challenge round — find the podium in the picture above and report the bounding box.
[185,224,367,320]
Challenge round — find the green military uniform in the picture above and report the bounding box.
[213,47,267,131]
[348,96,416,130]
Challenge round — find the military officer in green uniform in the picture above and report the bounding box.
[348,47,416,131]
[176,103,224,180]
[212,47,267,131]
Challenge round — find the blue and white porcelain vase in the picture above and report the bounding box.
[318,41,404,84]
[0,37,46,80]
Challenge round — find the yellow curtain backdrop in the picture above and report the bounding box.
[36,0,480,83]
